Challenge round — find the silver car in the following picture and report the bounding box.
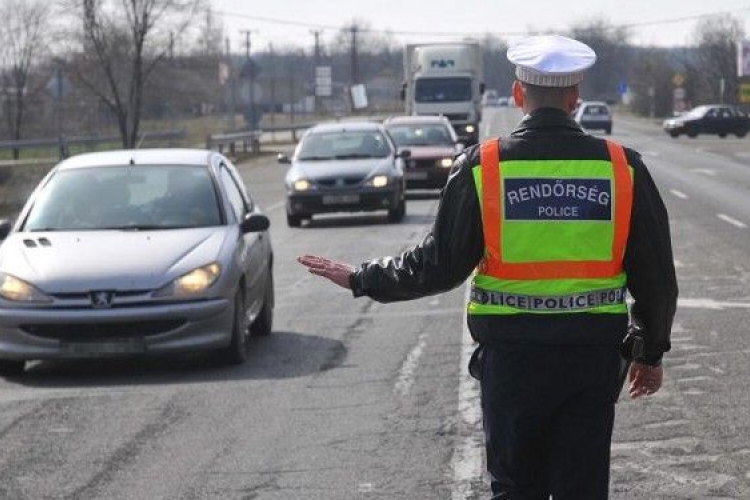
[0,149,274,375]
[278,121,408,227]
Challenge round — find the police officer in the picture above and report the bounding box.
[298,34,677,499]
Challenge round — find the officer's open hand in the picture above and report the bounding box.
[297,255,356,290]
[628,362,663,399]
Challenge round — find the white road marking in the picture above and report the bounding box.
[716,213,747,228]
[669,189,688,199]
[264,200,286,212]
[678,298,750,310]
[691,168,716,176]
[451,283,485,500]
[394,333,428,397]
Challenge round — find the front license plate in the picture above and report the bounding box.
[322,194,360,205]
[62,338,146,356]
[405,171,429,180]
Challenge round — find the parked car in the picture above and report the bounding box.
[384,114,462,190]
[482,89,499,107]
[278,121,408,226]
[0,149,274,375]
[662,104,750,138]
[573,101,612,134]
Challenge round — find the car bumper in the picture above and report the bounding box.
[287,187,402,216]
[579,120,611,130]
[0,298,233,360]
[404,167,450,189]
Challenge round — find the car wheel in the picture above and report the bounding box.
[388,199,406,223]
[287,212,303,227]
[0,359,26,376]
[605,127,612,135]
[736,131,747,138]
[687,130,698,138]
[719,133,727,138]
[250,269,274,337]
[669,131,679,138]
[221,288,250,365]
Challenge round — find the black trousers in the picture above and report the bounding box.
[471,343,622,500]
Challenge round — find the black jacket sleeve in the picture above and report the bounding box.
[350,150,484,302]
[623,152,678,365]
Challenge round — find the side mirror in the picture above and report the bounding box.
[397,149,411,159]
[277,153,291,164]
[240,212,270,233]
[399,82,406,101]
[0,219,12,240]
[455,142,465,154]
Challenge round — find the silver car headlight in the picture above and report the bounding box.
[0,272,52,303]
[438,158,453,168]
[366,175,389,188]
[153,263,221,298]
[464,125,476,133]
[292,179,312,191]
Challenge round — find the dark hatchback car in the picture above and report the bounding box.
[278,122,408,227]
[663,104,750,138]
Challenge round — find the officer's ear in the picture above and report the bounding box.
[511,80,524,109]
[564,86,580,114]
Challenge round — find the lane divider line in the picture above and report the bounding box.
[716,213,747,229]
[669,189,688,199]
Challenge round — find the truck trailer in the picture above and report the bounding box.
[401,42,485,146]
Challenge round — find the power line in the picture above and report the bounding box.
[215,8,750,39]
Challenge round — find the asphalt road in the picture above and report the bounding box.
[1,107,749,499]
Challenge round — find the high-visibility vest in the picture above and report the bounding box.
[468,139,633,316]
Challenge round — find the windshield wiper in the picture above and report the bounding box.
[298,155,334,161]
[334,153,382,159]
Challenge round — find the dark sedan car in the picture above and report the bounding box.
[663,104,750,138]
[278,121,408,227]
[384,115,463,190]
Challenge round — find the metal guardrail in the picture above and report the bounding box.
[0,129,187,159]
[206,123,316,155]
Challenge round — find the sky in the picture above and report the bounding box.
[211,0,750,53]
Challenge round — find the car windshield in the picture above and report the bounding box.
[22,165,222,231]
[387,123,454,147]
[685,106,710,118]
[415,77,472,102]
[582,105,610,116]
[297,130,391,160]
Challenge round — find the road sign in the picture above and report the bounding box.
[672,73,685,87]
[740,82,750,103]
[315,66,332,97]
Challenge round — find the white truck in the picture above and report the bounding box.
[401,42,485,145]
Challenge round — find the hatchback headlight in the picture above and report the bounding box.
[0,273,52,303]
[293,179,311,191]
[368,175,389,188]
[439,158,453,168]
[465,125,476,133]
[153,263,221,298]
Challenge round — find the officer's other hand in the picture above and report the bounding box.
[628,362,663,399]
[297,255,355,290]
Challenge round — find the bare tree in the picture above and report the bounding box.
[691,14,744,105]
[62,0,203,148]
[0,0,50,158]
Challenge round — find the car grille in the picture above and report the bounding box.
[444,113,469,122]
[409,159,437,169]
[21,320,185,341]
[316,176,364,188]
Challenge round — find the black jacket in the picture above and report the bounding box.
[350,108,678,365]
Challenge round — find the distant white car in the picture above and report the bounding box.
[574,101,612,135]
[482,89,499,107]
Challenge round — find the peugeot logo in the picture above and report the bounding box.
[335,178,346,187]
[90,291,114,309]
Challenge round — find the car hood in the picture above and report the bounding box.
[290,157,395,181]
[398,146,456,159]
[0,228,230,293]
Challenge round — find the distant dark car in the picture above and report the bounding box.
[662,104,750,138]
[573,101,612,134]
[278,121,408,227]
[384,115,462,190]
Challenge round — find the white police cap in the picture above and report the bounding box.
[507,35,596,87]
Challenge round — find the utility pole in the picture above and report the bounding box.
[240,29,258,130]
[225,37,236,130]
[349,24,359,113]
[311,29,322,115]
